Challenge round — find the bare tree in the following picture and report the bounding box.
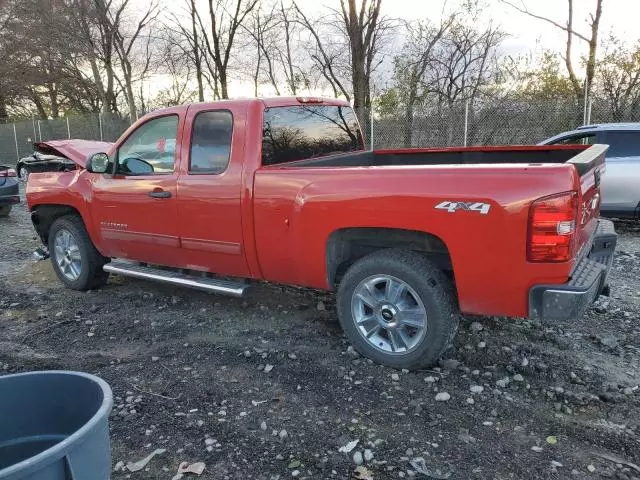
[153,42,199,108]
[0,0,24,121]
[393,16,456,145]
[94,0,159,120]
[501,0,604,100]
[189,0,205,101]
[276,2,302,95]
[292,2,351,100]
[293,0,391,117]
[0,0,104,119]
[431,22,506,108]
[339,0,386,112]
[246,3,281,96]
[197,0,260,99]
[72,0,118,113]
[596,36,640,121]
[166,0,206,102]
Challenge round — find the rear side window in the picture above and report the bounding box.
[190,110,233,173]
[262,105,363,166]
[599,131,640,157]
[552,133,596,146]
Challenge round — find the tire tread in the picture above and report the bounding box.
[49,214,109,290]
[337,249,460,370]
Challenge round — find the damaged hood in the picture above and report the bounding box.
[34,139,113,168]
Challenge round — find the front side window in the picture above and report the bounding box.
[599,131,640,158]
[262,105,363,166]
[117,115,178,175]
[189,110,233,173]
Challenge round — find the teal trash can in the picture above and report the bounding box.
[0,371,113,480]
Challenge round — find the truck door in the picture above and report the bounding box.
[596,130,640,215]
[175,104,250,277]
[91,113,183,264]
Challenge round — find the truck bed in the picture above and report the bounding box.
[280,145,595,172]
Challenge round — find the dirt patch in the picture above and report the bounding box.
[1,190,640,479]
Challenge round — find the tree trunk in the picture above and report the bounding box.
[89,56,109,109]
[196,64,205,102]
[340,0,381,115]
[0,96,7,124]
[122,57,137,120]
[219,69,228,99]
[585,0,603,98]
[254,45,261,97]
[31,93,48,120]
[564,0,583,100]
[404,77,418,147]
[282,4,297,94]
[190,0,205,102]
[125,81,137,120]
[49,83,59,118]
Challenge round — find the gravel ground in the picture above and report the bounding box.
[1,187,640,480]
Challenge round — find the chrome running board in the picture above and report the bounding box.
[103,260,249,297]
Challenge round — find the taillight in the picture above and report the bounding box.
[0,169,16,177]
[527,192,578,262]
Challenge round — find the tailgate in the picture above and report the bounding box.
[569,144,608,267]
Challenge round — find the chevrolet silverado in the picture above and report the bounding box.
[26,97,617,369]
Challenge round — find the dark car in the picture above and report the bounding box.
[0,165,19,216]
[540,123,640,219]
[16,150,76,182]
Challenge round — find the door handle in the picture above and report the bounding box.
[148,190,172,199]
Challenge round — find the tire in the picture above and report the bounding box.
[48,214,109,290]
[0,205,12,217]
[337,249,460,370]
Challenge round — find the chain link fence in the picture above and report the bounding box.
[1,99,639,165]
[0,112,131,165]
[364,97,640,150]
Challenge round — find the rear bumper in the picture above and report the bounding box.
[529,219,617,321]
[600,202,639,220]
[0,180,20,205]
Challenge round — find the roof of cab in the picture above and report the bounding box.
[575,122,640,132]
[539,122,640,145]
[147,97,350,117]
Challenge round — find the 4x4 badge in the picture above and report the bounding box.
[435,201,491,215]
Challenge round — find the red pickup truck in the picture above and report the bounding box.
[26,97,617,369]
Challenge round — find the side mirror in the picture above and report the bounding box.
[121,157,154,175]
[87,153,110,173]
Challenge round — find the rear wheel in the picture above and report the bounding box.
[48,215,109,290]
[0,205,12,217]
[337,249,460,370]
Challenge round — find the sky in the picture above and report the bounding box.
[370,0,639,58]
[159,0,640,98]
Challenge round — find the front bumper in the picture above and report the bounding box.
[529,219,617,321]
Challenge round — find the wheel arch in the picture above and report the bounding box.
[326,227,455,289]
[31,204,96,248]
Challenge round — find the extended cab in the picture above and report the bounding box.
[26,97,617,369]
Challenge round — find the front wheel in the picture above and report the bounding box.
[48,215,109,290]
[337,249,460,370]
[0,205,12,217]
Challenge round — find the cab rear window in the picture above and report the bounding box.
[261,105,363,166]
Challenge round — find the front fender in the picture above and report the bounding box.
[27,170,102,253]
